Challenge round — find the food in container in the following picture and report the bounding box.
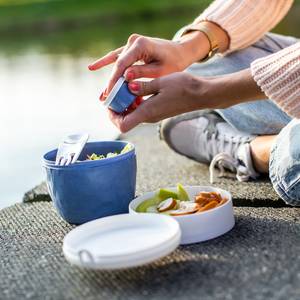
[135,183,228,216]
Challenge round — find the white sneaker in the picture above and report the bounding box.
[159,112,260,183]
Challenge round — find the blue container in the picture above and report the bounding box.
[104,77,136,113]
[43,141,136,224]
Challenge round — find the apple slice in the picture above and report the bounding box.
[157,198,177,212]
[169,202,199,216]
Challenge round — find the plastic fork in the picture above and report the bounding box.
[55,133,89,166]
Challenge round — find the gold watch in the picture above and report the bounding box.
[180,23,219,62]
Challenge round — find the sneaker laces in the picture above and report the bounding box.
[209,153,253,184]
[200,130,254,183]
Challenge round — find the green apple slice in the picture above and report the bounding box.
[157,198,177,212]
[177,183,190,201]
[146,205,158,213]
[157,189,178,200]
[135,195,161,213]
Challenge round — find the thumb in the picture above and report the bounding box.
[128,79,160,96]
[124,64,163,80]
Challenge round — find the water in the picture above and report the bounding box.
[0,8,299,209]
[0,53,119,209]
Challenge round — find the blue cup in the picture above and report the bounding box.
[104,77,136,113]
[43,141,136,224]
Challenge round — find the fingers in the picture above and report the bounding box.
[124,63,162,81]
[108,108,145,133]
[126,33,141,47]
[127,96,144,111]
[88,34,141,71]
[107,37,149,92]
[108,93,159,133]
[128,78,160,96]
[88,46,124,71]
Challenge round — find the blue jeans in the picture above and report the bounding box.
[186,32,300,206]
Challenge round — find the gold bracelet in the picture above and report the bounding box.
[180,23,219,62]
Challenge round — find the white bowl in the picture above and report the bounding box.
[129,186,235,245]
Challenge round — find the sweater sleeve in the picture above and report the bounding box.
[194,0,294,52]
[251,42,300,118]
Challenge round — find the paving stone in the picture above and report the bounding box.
[0,202,299,300]
[12,124,299,300]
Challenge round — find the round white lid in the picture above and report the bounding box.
[63,213,181,270]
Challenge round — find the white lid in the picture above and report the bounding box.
[63,213,181,270]
[103,77,125,108]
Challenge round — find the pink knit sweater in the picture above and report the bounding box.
[196,0,300,118]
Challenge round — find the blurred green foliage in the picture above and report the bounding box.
[0,0,211,32]
[1,0,299,33]
[0,0,212,56]
[0,0,299,57]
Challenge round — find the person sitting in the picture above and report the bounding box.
[89,0,300,206]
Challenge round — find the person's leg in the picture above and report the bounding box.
[250,135,277,173]
[269,119,300,206]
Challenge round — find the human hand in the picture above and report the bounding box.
[107,72,210,133]
[106,68,265,133]
[88,32,209,93]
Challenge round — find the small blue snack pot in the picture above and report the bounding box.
[43,141,136,224]
[103,76,136,113]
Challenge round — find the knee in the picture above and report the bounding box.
[272,174,300,206]
[269,119,300,206]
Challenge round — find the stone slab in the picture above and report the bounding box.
[1,202,299,300]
